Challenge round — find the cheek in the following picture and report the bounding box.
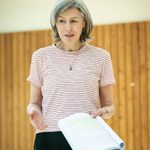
[77,26,84,35]
[78,23,85,32]
[56,27,63,36]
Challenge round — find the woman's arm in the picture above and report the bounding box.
[27,83,42,113]
[27,83,47,130]
[91,84,115,119]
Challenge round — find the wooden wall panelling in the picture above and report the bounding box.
[146,21,150,150]
[110,24,120,135]
[139,22,148,150]
[117,24,127,143]
[0,35,2,148]
[132,23,141,150]
[24,32,33,150]
[43,30,52,46]
[0,21,150,150]
[125,23,134,150]
[12,33,19,150]
[90,26,97,45]
[36,30,47,49]
[0,34,7,150]
[5,33,13,150]
[97,25,104,48]
[103,25,111,52]
[27,31,38,147]
[30,31,37,54]
[103,25,113,127]
[17,32,26,150]
[36,30,44,48]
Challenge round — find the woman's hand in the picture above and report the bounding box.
[90,105,115,119]
[27,104,48,131]
[27,84,47,130]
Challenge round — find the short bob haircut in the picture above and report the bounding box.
[50,0,93,43]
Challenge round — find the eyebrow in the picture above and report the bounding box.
[57,16,79,19]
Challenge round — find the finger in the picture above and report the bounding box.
[100,109,109,119]
[88,111,92,115]
[29,112,39,121]
[91,109,104,118]
[29,113,35,120]
[35,116,48,130]
[91,111,100,118]
[37,123,48,130]
[30,116,42,129]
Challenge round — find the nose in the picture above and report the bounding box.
[65,22,72,31]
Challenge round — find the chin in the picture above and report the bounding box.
[66,38,80,43]
[63,40,76,45]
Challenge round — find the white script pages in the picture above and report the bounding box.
[58,113,125,150]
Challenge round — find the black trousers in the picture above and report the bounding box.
[34,132,72,150]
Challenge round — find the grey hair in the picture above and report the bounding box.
[50,0,93,43]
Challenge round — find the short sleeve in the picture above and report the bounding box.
[100,53,116,86]
[27,52,43,87]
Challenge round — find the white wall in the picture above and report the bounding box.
[0,0,150,33]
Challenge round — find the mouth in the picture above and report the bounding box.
[64,34,75,38]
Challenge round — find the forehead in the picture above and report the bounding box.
[58,7,83,18]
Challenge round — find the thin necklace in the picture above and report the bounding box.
[68,50,80,70]
[56,42,83,70]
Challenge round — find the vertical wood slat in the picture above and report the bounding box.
[44,30,52,46]
[24,32,33,150]
[125,23,134,150]
[36,30,48,49]
[90,26,97,45]
[29,31,39,145]
[146,22,150,150]
[110,25,120,135]
[103,25,113,127]
[0,35,2,148]
[132,23,141,150]
[103,25,111,53]
[139,22,148,150]
[12,33,19,150]
[5,33,13,150]
[117,24,127,142]
[97,25,104,48]
[0,34,7,150]
[0,21,150,150]
[17,33,26,150]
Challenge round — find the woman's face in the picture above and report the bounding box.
[56,8,85,45]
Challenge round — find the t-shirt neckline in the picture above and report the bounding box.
[53,43,87,54]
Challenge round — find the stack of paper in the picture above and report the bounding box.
[58,113,125,150]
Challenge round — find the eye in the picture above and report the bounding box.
[70,20,78,23]
[57,19,66,23]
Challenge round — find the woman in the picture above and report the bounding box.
[27,0,116,149]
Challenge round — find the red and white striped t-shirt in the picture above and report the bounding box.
[28,44,116,132]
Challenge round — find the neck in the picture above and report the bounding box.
[57,41,83,52]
